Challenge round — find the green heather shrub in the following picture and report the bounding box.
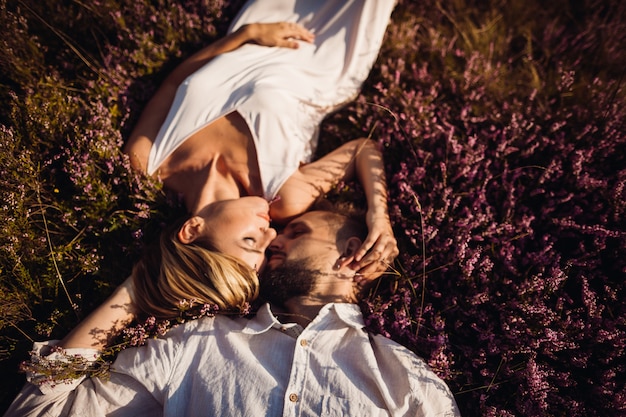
[1,0,625,415]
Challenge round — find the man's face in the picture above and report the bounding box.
[265,211,340,272]
[260,211,342,305]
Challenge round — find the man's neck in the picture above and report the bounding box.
[277,293,355,327]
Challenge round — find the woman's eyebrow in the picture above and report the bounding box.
[238,244,264,254]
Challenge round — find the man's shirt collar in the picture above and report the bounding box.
[240,302,365,335]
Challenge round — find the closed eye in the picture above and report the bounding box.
[289,228,307,238]
[283,221,311,238]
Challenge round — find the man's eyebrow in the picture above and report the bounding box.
[284,220,310,232]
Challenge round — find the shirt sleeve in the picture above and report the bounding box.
[406,357,461,417]
[4,372,162,417]
[368,334,461,416]
[4,341,164,417]
[20,340,101,394]
[111,319,187,401]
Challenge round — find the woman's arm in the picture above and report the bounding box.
[123,22,314,171]
[273,138,399,276]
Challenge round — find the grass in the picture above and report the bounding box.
[1,0,625,415]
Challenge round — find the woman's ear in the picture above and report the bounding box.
[177,216,204,244]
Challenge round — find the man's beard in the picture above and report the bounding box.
[259,259,322,307]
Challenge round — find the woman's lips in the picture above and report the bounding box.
[257,212,271,222]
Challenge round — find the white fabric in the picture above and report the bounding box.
[147,0,396,199]
[19,343,98,395]
[6,303,460,417]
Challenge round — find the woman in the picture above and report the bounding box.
[124,0,399,278]
[55,0,399,350]
[4,7,402,409]
[130,196,274,321]
[52,195,276,352]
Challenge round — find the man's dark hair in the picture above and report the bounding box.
[310,198,368,244]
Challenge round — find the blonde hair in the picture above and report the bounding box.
[131,221,259,321]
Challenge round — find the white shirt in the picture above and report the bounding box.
[6,303,460,417]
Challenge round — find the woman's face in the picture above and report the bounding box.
[201,197,277,272]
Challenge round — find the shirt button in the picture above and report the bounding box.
[289,393,298,402]
[300,339,308,347]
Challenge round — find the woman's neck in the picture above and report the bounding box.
[153,112,262,214]
[182,159,243,215]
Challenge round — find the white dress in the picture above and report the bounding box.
[147,0,396,199]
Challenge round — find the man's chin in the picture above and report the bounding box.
[259,260,317,305]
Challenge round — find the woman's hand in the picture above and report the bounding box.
[338,212,399,282]
[243,22,315,49]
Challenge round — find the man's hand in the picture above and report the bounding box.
[244,22,315,49]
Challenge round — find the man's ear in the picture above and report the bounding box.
[177,216,204,244]
[342,237,363,259]
[334,236,363,272]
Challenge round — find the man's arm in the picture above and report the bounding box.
[4,276,176,416]
[2,277,138,417]
[4,367,162,417]
[60,277,136,350]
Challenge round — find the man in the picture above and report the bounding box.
[256,209,461,416]
[6,209,460,417]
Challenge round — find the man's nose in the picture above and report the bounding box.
[268,233,285,250]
